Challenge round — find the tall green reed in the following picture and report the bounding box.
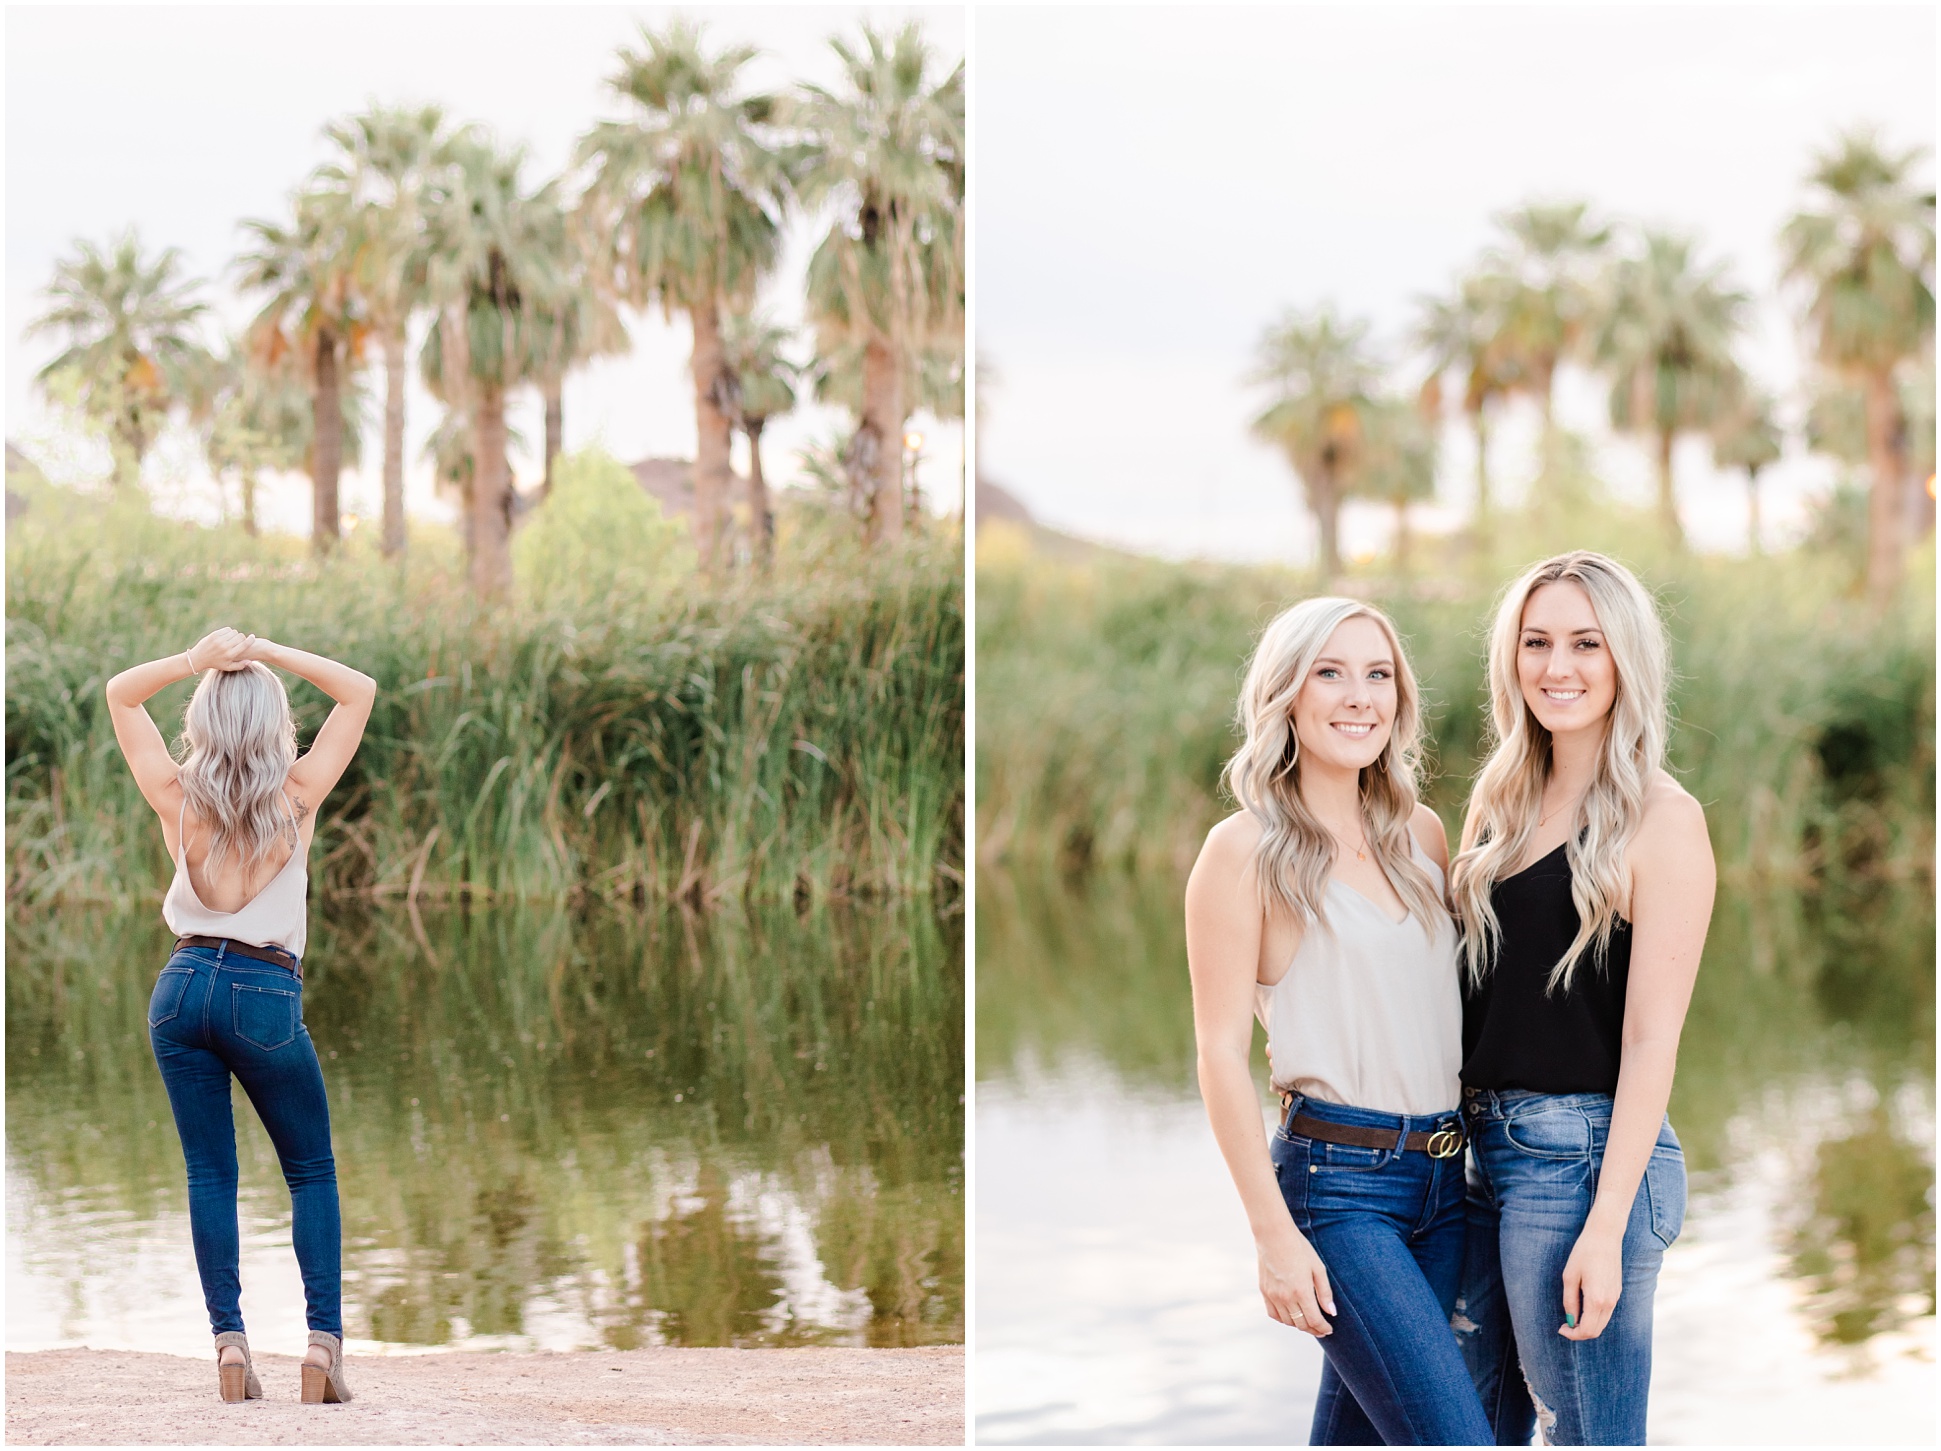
[6,465,964,910]
[974,519,1934,902]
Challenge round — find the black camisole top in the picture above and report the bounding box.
[1459,840,1631,1095]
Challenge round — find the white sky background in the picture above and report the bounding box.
[5,4,966,536]
[976,4,1936,564]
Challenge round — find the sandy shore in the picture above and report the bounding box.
[5,1346,964,1445]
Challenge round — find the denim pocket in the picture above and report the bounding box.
[232,983,299,1051]
[148,968,193,1028]
[1307,1140,1393,1173]
[1503,1107,1593,1160]
[1645,1145,1687,1248]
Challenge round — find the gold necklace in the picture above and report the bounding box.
[1539,788,1587,829]
[1334,824,1371,861]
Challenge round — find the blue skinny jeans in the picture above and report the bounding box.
[1456,1088,1688,1445]
[1268,1092,1493,1446]
[147,942,343,1338]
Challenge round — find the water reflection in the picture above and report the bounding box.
[8,902,963,1352]
[975,871,1934,1442]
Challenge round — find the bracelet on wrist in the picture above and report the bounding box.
[184,648,198,674]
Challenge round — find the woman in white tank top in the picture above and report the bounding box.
[106,626,374,1405]
[1185,598,1491,1445]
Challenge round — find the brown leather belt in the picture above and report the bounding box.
[1284,1108,1466,1159]
[174,935,301,978]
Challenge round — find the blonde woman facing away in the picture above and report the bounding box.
[1449,552,1715,1445]
[105,628,375,1405]
[1186,598,1491,1445]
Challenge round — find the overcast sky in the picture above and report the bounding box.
[5,4,965,534]
[976,4,1934,563]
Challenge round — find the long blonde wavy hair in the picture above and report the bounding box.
[175,663,300,874]
[1449,551,1669,993]
[1222,597,1444,934]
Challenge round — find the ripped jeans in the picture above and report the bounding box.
[1269,1093,1493,1445]
[1455,1088,1687,1445]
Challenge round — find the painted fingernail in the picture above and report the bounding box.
[1564,1312,1577,1328]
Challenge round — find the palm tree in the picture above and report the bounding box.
[202,341,364,537]
[419,133,563,598]
[796,22,964,545]
[719,312,798,567]
[524,196,626,499]
[28,230,211,493]
[1711,388,1783,555]
[1592,230,1749,550]
[1356,398,1439,575]
[1490,201,1611,429]
[422,400,524,555]
[235,190,365,554]
[578,19,786,571]
[1415,272,1517,523]
[1251,306,1381,581]
[315,104,452,559]
[812,338,963,525]
[1781,130,1935,602]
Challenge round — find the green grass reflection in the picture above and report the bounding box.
[8,902,963,1349]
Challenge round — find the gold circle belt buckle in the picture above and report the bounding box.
[1425,1127,1464,1159]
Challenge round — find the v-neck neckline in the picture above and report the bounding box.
[1327,875,1410,927]
[1501,839,1570,884]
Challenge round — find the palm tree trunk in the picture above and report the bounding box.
[1863,369,1907,604]
[381,327,407,560]
[543,380,563,500]
[471,382,513,598]
[689,301,732,571]
[1656,425,1684,550]
[1746,467,1763,556]
[312,328,343,555]
[1314,468,1343,582]
[862,337,905,544]
[112,411,147,495]
[242,470,258,538]
[1471,403,1492,524]
[746,418,774,570]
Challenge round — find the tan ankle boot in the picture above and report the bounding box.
[301,1330,353,1404]
[212,1332,262,1402]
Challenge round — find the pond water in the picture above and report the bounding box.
[974,873,1934,1445]
[8,903,963,1360]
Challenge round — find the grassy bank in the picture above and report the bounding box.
[975,519,1934,905]
[6,462,964,909]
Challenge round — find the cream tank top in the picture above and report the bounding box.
[162,794,310,959]
[1253,840,1462,1116]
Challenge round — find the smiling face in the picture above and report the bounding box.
[1290,614,1398,776]
[1516,580,1619,739]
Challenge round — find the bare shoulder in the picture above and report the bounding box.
[1408,802,1450,863]
[1640,771,1708,844]
[1188,810,1262,898]
[1630,771,1713,886]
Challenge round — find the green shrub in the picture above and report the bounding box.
[512,449,692,607]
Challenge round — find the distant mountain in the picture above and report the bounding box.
[975,475,1123,560]
[630,457,751,518]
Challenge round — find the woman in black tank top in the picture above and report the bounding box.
[1445,553,1715,1446]
[1459,840,1630,1094]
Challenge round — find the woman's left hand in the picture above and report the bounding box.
[1559,1222,1624,1339]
